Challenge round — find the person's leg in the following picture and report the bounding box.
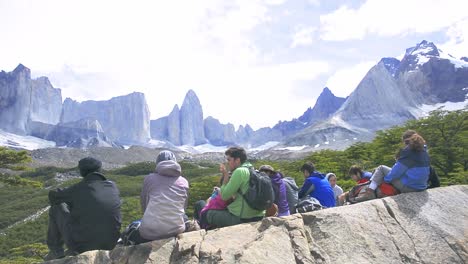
[193,200,206,221]
[369,165,392,190]
[206,209,241,228]
[338,192,347,206]
[128,229,152,245]
[45,203,74,260]
[391,179,419,193]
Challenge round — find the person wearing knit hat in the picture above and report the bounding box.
[78,157,102,177]
[156,150,177,164]
[45,157,121,261]
[259,164,290,217]
[136,150,189,243]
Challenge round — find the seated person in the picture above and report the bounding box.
[259,165,290,217]
[137,150,189,243]
[326,173,343,206]
[204,147,265,228]
[367,130,430,194]
[299,162,335,208]
[45,157,122,261]
[338,165,372,205]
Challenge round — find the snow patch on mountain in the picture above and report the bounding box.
[274,145,307,151]
[0,129,56,150]
[409,99,468,118]
[250,141,281,152]
[415,48,468,69]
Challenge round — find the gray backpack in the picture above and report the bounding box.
[282,177,299,214]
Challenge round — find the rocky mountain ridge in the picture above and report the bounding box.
[1,40,466,151]
[281,40,468,148]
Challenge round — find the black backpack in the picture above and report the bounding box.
[428,166,440,188]
[119,220,141,246]
[239,168,275,211]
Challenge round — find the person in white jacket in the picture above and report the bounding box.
[135,150,189,243]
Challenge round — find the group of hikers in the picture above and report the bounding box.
[44,129,438,261]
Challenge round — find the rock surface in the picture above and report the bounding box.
[0,64,62,135]
[44,185,467,264]
[60,92,151,144]
[180,90,207,145]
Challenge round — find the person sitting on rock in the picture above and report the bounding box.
[338,165,372,205]
[136,150,189,243]
[298,162,335,208]
[45,157,122,261]
[326,173,343,206]
[259,164,290,216]
[203,147,265,228]
[364,130,430,198]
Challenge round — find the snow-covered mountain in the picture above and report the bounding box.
[282,40,468,148]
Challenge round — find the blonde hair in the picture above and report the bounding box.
[402,130,426,151]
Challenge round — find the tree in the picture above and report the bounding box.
[0,147,31,170]
[411,107,468,176]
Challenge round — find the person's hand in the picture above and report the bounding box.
[219,164,227,174]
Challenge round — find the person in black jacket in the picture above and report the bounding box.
[44,157,122,261]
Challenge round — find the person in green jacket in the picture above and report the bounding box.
[205,146,265,228]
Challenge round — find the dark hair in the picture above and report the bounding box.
[300,161,315,173]
[225,146,247,163]
[348,165,363,178]
[402,130,426,152]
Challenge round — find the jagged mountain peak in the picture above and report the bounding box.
[297,87,346,125]
[171,104,180,112]
[183,89,200,104]
[379,57,400,77]
[13,63,30,74]
[405,40,439,57]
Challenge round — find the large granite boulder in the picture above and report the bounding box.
[44,185,467,263]
[60,92,150,144]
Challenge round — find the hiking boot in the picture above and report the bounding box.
[65,249,79,257]
[44,249,65,261]
[360,188,377,201]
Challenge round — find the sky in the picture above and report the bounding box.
[1,0,467,130]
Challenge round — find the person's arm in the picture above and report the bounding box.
[384,161,407,183]
[140,177,149,212]
[48,186,73,206]
[298,178,314,199]
[219,163,230,185]
[220,168,244,201]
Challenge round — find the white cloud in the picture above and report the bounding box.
[440,18,468,59]
[291,26,317,48]
[319,0,468,41]
[308,0,320,6]
[326,61,376,97]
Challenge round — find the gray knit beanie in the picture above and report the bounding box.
[156,150,177,164]
[78,157,102,177]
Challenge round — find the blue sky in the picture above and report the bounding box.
[0,0,467,129]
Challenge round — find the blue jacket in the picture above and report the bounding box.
[362,171,372,180]
[384,147,430,190]
[299,171,335,208]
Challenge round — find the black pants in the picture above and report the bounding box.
[47,203,76,253]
